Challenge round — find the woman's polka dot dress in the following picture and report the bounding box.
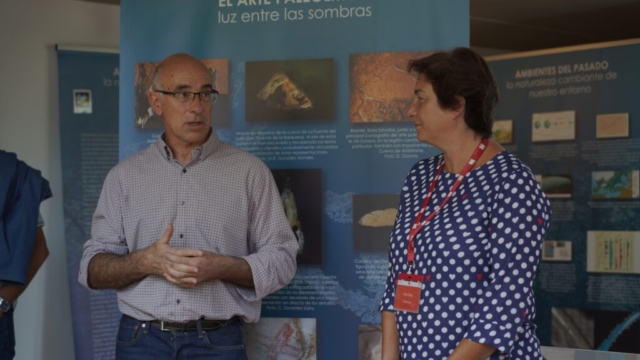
[380,151,551,360]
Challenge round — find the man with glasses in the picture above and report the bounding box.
[79,53,298,359]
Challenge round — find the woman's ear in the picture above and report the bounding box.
[453,95,466,115]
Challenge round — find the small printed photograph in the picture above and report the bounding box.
[552,307,640,354]
[244,318,317,360]
[73,89,92,114]
[349,51,432,123]
[353,194,399,252]
[271,169,322,265]
[134,59,229,129]
[596,113,630,139]
[586,231,639,274]
[359,325,382,360]
[492,119,513,144]
[245,59,334,123]
[542,241,572,261]
[534,174,572,198]
[591,170,640,199]
[531,110,576,142]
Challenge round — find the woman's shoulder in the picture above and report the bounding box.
[481,151,534,181]
[408,153,444,175]
[482,152,546,202]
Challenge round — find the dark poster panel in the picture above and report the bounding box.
[488,41,640,355]
[58,49,120,360]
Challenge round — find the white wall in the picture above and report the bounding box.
[0,1,119,359]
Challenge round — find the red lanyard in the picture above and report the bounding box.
[407,138,489,268]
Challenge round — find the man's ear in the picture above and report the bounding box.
[148,91,163,116]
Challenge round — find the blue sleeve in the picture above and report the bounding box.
[463,169,551,356]
[0,162,51,285]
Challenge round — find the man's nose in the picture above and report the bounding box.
[189,95,204,114]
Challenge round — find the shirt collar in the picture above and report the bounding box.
[155,128,220,162]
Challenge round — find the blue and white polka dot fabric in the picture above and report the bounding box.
[381,151,551,360]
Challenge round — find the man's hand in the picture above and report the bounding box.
[164,250,254,288]
[142,225,202,277]
[163,250,212,287]
[91,223,255,289]
[142,224,205,287]
[88,224,203,290]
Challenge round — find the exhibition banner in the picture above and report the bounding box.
[119,1,468,358]
[487,40,640,355]
[58,49,120,360]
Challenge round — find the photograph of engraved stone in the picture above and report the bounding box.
[353,194,400,252]
[552,307,640,354]
[359,325,382,360]
[244,318,317,360]
[349,51,431,123]
[245,59,335,123]
[271,168,322,265]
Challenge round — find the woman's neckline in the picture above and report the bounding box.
[439,149,509,176]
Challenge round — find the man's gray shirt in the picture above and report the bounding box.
[79,130,298,323]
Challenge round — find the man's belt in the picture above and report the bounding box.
[150,316,239,332]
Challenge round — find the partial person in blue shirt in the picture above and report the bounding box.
[0,150,52,360]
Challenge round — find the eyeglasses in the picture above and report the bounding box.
[154,89,219,104]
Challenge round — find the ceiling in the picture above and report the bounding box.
[471,0,640,52]
[82,0,640,53]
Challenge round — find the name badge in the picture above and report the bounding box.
[393,273,423,313]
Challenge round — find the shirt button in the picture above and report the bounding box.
[182,169,187,174]
[180,234,184,239]
[181,200,185,206]
[176,299,181,305]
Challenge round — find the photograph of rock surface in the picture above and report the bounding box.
[271,169,323,265]
[353,194,400,252]
[359,325,382,360]
[349,51,431,123]
[552,307,640,354]
[492,119,513,144]
[244,318,317,360]
[591,170,639,199]
[542,240,572,261]
[534,174,573,199]
[134,59,229,129]
[596,113,629,139]
[245,59,335,123]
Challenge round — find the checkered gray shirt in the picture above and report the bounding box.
[78,130,298,323]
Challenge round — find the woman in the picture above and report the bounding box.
[380,48,551,360]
